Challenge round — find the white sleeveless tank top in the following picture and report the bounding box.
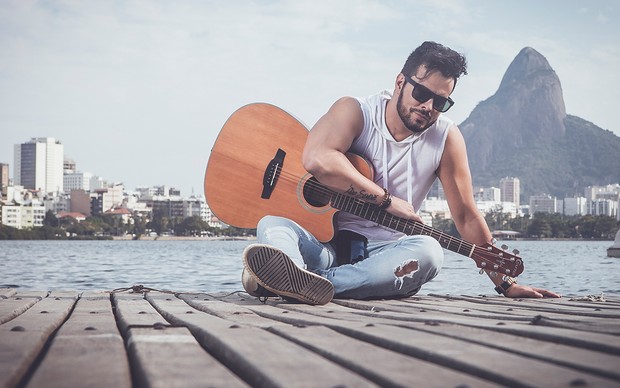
[336,90,453,240]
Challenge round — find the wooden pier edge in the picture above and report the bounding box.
[1,287,619,387]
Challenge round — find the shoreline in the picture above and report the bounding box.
[112,236,612,242]
[111,235,257,241]
[0,235,613,242]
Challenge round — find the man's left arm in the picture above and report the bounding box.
[437,126,560,298]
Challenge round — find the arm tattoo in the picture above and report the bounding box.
[345,185,378,202]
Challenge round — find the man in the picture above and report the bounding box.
[242,41,560,305]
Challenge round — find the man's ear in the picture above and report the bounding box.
[395,73,405,91]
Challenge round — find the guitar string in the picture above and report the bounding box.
[270,165,511,264]
[267,165,519,275]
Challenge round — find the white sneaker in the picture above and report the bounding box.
[242,244,334,305]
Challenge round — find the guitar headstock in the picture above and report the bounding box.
[472,243,524,277]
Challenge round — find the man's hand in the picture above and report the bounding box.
[505,284,561,298]
[386,196,424,223]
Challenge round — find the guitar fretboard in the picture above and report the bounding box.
[330,192,475,257]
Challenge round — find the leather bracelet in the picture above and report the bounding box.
[495,277,517,295]
[377,188,392,209]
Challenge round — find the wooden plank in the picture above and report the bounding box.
[127,326,248,388]
[271,324,498,388]
[221,296,620,387]
[0,294,77,388]
[428,294,620,317]
[145,293,377,387]
[330,324,620,387]
[0,288,17,298]
[398,295,620,318]
[404,319,620,382]
[0,294,45,324]
[112,292,247,387]
[273,300,620,381]
[112,292,172,333]
[26,296,132,388]
[328,298,620,355]
[182,294,497,387]
[4,291,50,299]
[178,293,287,328]
[360,298,620,335]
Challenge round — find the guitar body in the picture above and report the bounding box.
[204,103,372,242]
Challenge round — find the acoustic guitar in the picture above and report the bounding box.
[204,103,523,277]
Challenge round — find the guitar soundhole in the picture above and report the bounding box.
[303,177,331,208]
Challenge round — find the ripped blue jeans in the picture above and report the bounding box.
[256,215,444,299]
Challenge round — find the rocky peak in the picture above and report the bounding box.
[460,47,567,172]
[499,47,558,91]
[457,47,620,199]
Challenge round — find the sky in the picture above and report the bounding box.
[1,0,618,197]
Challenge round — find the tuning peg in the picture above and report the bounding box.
[501,244,508,250]
[512,249,520,255]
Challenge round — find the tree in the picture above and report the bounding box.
[147,213,168,236]
[484,207,511,232]
[508,214,531,235]
[431,215,459,237]
[527,214,552,238]
[131,214,147,238]
[592,215,619,239]
[43,210,59,227]
[174,216,209,236]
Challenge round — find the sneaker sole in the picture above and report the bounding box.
[243,244,334,305]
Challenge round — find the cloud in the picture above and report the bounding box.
[1,0,618,196]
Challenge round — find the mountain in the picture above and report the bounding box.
[460,47,620,199]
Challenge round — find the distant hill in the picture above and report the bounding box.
[460,47,620,199]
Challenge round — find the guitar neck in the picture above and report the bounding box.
[330,189,524,277]
[330,192,475,257]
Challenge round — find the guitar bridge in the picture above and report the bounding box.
[261,148,286,199]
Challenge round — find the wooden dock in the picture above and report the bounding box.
[1,287,619,388]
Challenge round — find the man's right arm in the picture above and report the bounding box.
[303,97,423,223]
[303,97,382,202]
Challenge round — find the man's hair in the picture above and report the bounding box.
[401,41,468,87]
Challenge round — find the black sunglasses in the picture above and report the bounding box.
[403,74,454,113]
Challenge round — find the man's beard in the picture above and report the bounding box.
[396,87,436,133]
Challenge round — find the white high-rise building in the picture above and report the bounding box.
[64,171,95,192]
[500,177,520,208]
[564,197,587,216]
[474,187,501,202]
[14,137,64,194]
[0,163,8,199]
[529,194,558,215]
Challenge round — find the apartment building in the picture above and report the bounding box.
[1,204,46,229]
[14,137,64,194]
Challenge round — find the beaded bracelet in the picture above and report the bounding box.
[378,188,392,209]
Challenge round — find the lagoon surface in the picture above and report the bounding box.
[1,239,618,297]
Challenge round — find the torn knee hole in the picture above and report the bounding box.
[394,259,419,277]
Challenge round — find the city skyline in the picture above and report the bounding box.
[6,136,619,206]
[3,136,618,230]
[1,1,618,196]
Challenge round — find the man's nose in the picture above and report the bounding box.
[418,97,434,111]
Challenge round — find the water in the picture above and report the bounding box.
[1,239,618,297]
